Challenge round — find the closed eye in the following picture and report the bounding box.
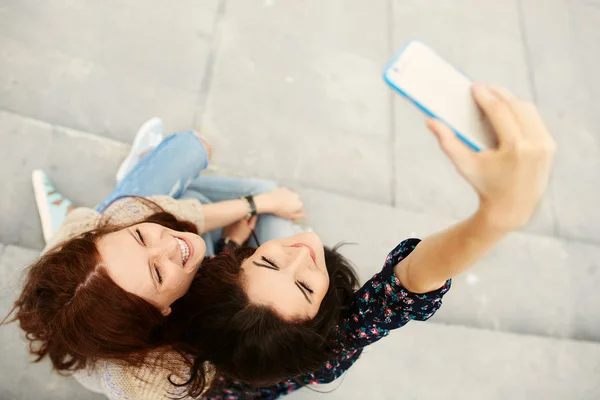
[295,282,312,304]
[155,265,163,284]
[298,280,313,294]
[136,228,146,245]
[261,256,278,268]
[251,256,312,304]
[130,229,161,289]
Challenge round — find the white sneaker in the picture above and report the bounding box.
[32,170,74,244]
[116,117,164,184]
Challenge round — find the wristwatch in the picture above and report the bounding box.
[240,195,257,220]
[223,237,240,248]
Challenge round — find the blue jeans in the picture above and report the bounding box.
[96,131,298,255]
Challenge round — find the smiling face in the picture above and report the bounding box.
[240,232,330,320]
[97,222,206,316]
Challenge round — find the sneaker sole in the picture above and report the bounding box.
[32,170,54,244]
[116,117,164,183]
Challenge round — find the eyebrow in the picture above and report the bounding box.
[129,229,158,291]
[252,259,312,304]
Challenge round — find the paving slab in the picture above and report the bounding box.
[0,0,221,142]
[3,110,599,342]
[0,244,104,400]
[0,1,598,398]
[299,187,600,342]
[288,323,600,400]
[520,0,600,243]
[2,243,598,399]
[0,111,129,249]
[388,0,557,238]
[198,0,394,204]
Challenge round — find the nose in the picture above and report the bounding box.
[166,236,181,265]
[287,245,314,272]
[149,235,181,266]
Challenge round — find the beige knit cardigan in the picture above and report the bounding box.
[44,196,213,399]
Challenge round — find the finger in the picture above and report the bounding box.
[472,82,521,146]
[487,84,554,146]
[487,84,535,128]
[292,211,305,219]
[487,84,518,105]
[248,216,258,229]
[426,119,478,175]
[511,100,554,147]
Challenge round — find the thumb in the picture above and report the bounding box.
[426,119,477,173]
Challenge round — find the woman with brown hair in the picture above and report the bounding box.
[6,83,556,400]
[4,119,307,398]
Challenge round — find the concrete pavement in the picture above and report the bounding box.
[1,0,599,398]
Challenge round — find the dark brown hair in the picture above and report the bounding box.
[167,244,359,397]
[2,200,199,374]
[3,199,359,398]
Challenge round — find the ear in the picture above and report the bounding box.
[161,306,172,317]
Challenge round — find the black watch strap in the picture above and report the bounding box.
[224,237,241,248]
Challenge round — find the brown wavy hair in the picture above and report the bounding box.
[1,200,198,374]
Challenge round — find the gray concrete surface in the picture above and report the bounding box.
[198,0,394,203]
[520,0,600,242]
[301,187,600,342]
[2,242,599,400]
[4,110,599,343]
[0,245,106,400]
[0,0,222,141]
[286,323,600,400]
[0,111,129,249]
[1,0,599,398]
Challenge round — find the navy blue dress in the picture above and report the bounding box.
[207,239,452,399]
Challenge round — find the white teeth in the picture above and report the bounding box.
[175,238,190,265]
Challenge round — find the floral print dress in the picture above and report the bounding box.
[206,239,452,399]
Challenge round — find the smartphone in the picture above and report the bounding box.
[383,40,496,151]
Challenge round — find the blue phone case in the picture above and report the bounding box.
[383,40,482,152]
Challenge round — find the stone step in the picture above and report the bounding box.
[2,110,600,343]
[287,323,600,400]
[3,0,600,246]
[299,187,600,343]
[0,110,130,249]
[0,244,104,400]
[2,243,599,400]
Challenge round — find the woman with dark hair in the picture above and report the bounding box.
[164,83,556,399]
[5,83,556,400]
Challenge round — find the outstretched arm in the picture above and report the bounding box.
[395,83,556,293]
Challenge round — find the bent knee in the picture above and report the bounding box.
[247,179,278,195]
[192,132,212,159]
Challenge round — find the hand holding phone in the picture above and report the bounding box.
[384,40,496,151]
[384,41,555,228]
[428,83,556,230]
